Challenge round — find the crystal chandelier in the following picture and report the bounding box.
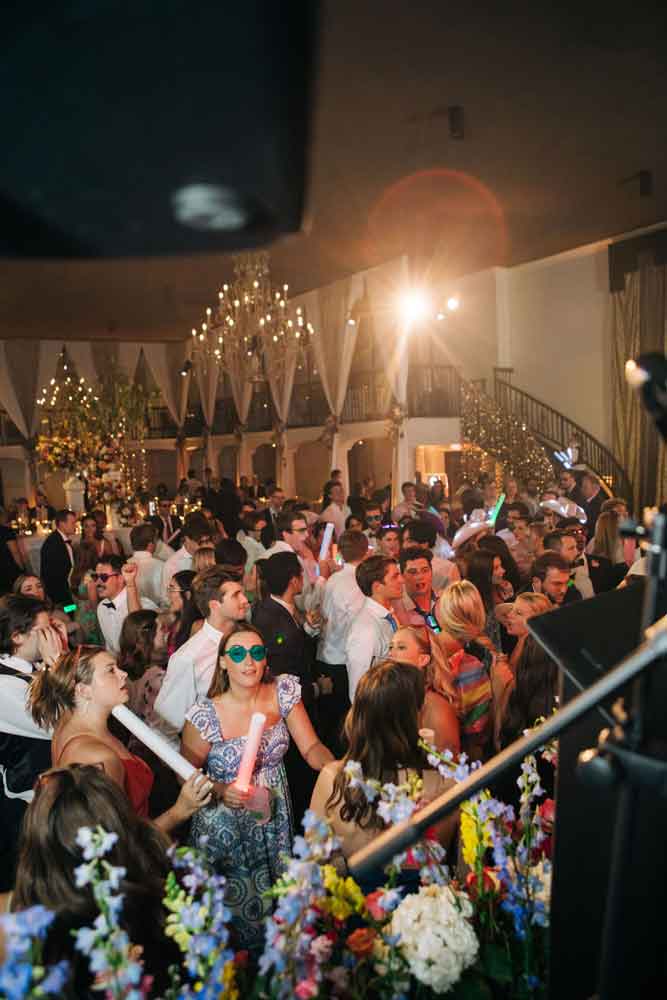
[191,251,314,382]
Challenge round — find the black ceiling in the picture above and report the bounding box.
[2,1,667,340]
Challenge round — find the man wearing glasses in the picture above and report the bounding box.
[265,510,328,611]
[363,502,383,553]
[95,557,159,654]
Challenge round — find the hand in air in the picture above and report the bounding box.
[121,561,138,586]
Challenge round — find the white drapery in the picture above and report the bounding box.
[366,255,410,406]
[142,343,180,426]
[309,273,365,420]
[64,341,97,387]
[116,343,143,383]
[32,341,64,435]
[195,361,220,471]
[0,341,29,439]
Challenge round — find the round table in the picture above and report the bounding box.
[21,527,138,575]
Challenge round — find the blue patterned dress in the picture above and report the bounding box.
[185,674,300,951]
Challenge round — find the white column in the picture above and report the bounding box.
[392,423,412,507]
[282,446,297,498]
[237,434,253,483]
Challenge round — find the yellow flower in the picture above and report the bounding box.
[322,864,365,920]
[221,959,239,1000]
[461,796,493,868]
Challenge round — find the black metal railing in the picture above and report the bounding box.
[288,382,330,428]
[407,365,461,418]
[494,375,633,501]
[341,373,392,422]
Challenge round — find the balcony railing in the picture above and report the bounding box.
[494,375,633,501]
[342,373,393,422]
[407,365,461,418]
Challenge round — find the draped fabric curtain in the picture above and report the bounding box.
[0,341,29,438]
[64,341,97,387]
[195,362,220,470]
[309,274,364,419]
[227,356,253,427]
[116,343,142,384]
[612,261,667,514]
[367,255,410,406]
[32,341,64,435]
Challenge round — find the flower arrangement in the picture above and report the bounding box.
[0,744,555,999]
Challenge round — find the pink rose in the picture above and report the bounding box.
[295,978,318,999]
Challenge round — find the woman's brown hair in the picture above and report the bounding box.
[29,645,103,729]
[13,764,177,993]
[70,539,100,592]
[118,610,158,680]
[326,659,426,830]
[207,623,272,697]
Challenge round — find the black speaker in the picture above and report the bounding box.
[0,3,320,258]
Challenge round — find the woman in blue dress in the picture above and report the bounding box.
[180,623,333,951]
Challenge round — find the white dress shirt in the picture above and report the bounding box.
[97,586,158,655]
[320,502,351,541]
[345,597,396,701]
[161,546,193,600]
[0,655,52,803]
[237,530,267,573]
[130,550,165,607]
[154,620,224,740]
[154,539,176,563]
[0,656,51,741]
[318,562,365,665]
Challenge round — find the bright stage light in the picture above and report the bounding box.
[399,288,431,325]
[446,296,460,311]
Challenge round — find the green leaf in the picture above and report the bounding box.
[450,968,495,1000]
[482,940,514,984]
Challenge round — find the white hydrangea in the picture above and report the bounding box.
[389,884,479,994]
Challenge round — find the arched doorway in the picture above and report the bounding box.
[295,440,329,504]
[253,444,276,488]
[347,438,392,494]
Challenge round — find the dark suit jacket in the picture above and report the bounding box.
[564,484,587,509]
[40,530,73,606]
[251,597,317,717]
[260,509,279,550]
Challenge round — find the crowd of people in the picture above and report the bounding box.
[0,462,642,977]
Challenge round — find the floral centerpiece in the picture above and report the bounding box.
[0,743,555,999]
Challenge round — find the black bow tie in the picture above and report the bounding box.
[573,558,585,567]
[103,601,116,610]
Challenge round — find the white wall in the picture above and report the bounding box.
[506,245,612,447]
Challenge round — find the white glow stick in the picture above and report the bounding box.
[112,704,197,782]
[234,712,266,792]
[318,522,335,562]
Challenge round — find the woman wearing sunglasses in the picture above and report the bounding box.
[180,624,334,951]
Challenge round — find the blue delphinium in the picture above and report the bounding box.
[0,906,70,999]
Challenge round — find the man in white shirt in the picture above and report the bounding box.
[317,530,369,753]
[95,557,158,655]
[129,523,165,607]
[320,481,351,541]
[154,567,250,740]
[392,481,421,523]
[345,554,404,701]
[266,510,330,611]
[237,509,268,574]
[0,595,61,887]
[161,512,212,600]
[401,519,459,591]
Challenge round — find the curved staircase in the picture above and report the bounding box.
[493,372,633,502]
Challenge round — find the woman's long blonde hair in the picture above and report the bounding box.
[437,580,486,644]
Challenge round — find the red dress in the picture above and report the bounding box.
[56,735,154,818]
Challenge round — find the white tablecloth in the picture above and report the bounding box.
[23,528,137,575]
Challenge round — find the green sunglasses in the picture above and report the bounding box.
[225,644,266,663]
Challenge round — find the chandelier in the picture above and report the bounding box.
[191,251,314,383]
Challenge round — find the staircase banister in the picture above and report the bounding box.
[494,377,625,473]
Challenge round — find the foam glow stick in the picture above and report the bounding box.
[234,712,266,792]
[318,521,335,562]
[489,492,506,527]
[112,704,197,782]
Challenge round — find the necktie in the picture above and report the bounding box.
[385,613,398,632]
[104,601,116,610]
[573,558,585,568]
